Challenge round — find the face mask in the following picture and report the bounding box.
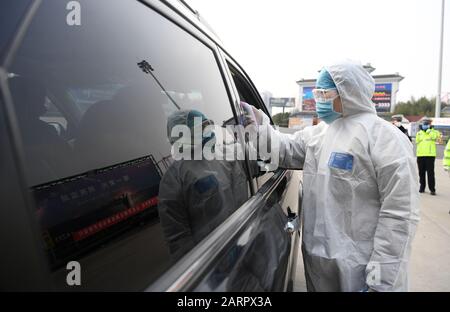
[422,125,430,131]
[316,101,342,124]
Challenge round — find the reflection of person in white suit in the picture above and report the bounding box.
[158,110,248,261]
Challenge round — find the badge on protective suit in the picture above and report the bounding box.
[194,174,219,194]
[328,152,354,171]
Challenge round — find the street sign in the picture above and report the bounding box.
[372,83,392,112]
[270,97,295,108]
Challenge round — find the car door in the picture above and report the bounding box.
[146,38,301,292]
[0,0,256,291]
[0,73,55,291]
[218,52,302,291]
[146,10,300,292]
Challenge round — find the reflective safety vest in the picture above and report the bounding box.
[444,140,450,169]
[416,128,441,157]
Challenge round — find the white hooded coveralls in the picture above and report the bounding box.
[260,60,420,291]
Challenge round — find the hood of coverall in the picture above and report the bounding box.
[324,60,377,118]
[167,109,215,146]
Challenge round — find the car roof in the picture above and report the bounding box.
[163,0,224,46]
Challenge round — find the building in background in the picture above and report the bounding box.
[288,111,316,131]
[296,64,404,117]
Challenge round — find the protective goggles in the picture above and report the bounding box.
[202,119,214,128]
[190,118,214,135]
[174,118,215,145]
[312,88,339,103]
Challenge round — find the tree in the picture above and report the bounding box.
[272,112,290,127]
[393,96,448,116]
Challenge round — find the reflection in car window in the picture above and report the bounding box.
[40,97,68,132]
[0,0,33,61]
[67,84,124,115]
[158,110,249,262]
[7,0,249,290]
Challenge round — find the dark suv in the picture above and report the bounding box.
[0,0,301,291]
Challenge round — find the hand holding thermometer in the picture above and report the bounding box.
[240,101,257,126]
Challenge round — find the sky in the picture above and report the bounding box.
[187,0,450,103]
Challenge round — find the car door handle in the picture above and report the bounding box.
[284,206,300,234]
[284,216,300,234]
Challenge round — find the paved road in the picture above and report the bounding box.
[294,159,450,292]
[410,161,450,292]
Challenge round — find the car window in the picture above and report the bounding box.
[226,62,275,186]
[228,64,260,109]
[6,0,250,290]
[67,84,124,115]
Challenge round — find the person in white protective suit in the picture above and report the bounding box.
[249,60,420,292]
